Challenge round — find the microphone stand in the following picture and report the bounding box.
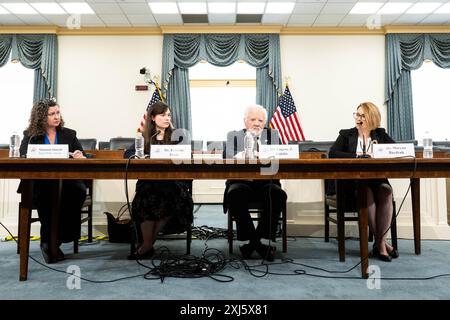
[358,135,371,158]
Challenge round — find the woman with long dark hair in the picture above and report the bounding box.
[125,101,193,259]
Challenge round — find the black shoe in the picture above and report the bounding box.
[239,244,254,259]
[377,253,392,262]
[372,245,392,262]
[255,243,275,262]
[128,247,154,260]
[388,248,399,259]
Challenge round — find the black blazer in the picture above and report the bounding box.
[223,128,282,213]
[17,127,84,194]
[329,127,395,159]
[326,127,395,195]
[19,127,84,158]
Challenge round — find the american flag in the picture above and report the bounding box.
[269,87,305,144]
[138,86,162,132]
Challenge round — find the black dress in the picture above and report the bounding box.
[125,141,193,234]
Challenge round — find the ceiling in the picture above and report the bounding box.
[1,0,450,28]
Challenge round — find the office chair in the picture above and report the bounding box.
[109,137,134,151]
[226,200,288,254]
[206,141,226,152]
[324,179,398,262]
[98,141,110,150]
[78,138,97,151]
[191,140,204,152]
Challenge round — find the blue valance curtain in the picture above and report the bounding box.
[0,34,57,102]
[162,34,282,131]
[385,33,450,140]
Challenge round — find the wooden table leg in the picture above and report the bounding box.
[19,180,32,281]
[357,181,369,279]
[410,178,421,255]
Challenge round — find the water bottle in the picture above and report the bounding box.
[135,131,144,158]
[9,132,20,158]
[244,131,255,159]
[422,131,433,159]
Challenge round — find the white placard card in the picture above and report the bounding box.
[27,144,69,159]
[150,145,192,159]
[372,143,415,158]
[259,144,299,159]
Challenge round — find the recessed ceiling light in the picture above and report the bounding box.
[148,2,179,14]
[435,3,450,14]
[1,3,38,14]
[178,2,207,14]
[237,2,266,14]
[349,3,384,14]
[60,3,94,15]
[31,3,66,15]
[208,2,236,14]
[377,3,413,15]
[406,3,443,14]
[265,2,295,14]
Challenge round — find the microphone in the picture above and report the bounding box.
[358,134,371,158]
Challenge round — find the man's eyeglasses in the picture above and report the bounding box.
[353,112,366,120]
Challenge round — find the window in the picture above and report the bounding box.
[0,61,34,144]
[189,62,256,148]
[412,62,450,142]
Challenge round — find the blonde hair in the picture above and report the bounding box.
[357,102,381,131]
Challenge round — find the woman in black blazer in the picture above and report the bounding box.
[19,99,86,263]
[329,102,398,262]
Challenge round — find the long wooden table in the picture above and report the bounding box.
[1,156,449,280]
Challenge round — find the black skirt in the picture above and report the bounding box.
[131,180,193,234]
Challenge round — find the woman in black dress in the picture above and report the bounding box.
[329,102,399,262]
[125,101,193,258]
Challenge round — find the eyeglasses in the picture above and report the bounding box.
[353,112,366,120]
[47,111,60,117]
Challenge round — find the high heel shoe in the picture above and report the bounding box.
[372,244,392,262]
[128,247,155,260]
[388,247,399,259]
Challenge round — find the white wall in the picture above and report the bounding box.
[58,35,163,141]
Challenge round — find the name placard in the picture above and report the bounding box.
[150,145,192,159]
[372,143,415,158]
[259,144,299,159]
[27,144,69,159]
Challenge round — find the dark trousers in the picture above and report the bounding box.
[227,181,286,241]
[34,180,86,243]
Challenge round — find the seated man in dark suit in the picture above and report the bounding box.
[224,104,287,262]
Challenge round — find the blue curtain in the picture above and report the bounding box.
[385,34,450,140]
[162,34,282,131]
[0,34,57,102]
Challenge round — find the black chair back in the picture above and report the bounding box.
[191,140,203,151]
[109,137,134,151]
[98,141,110,150]
[79,138,97,151]
[298,141,334,152]
[207,141,225,151]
